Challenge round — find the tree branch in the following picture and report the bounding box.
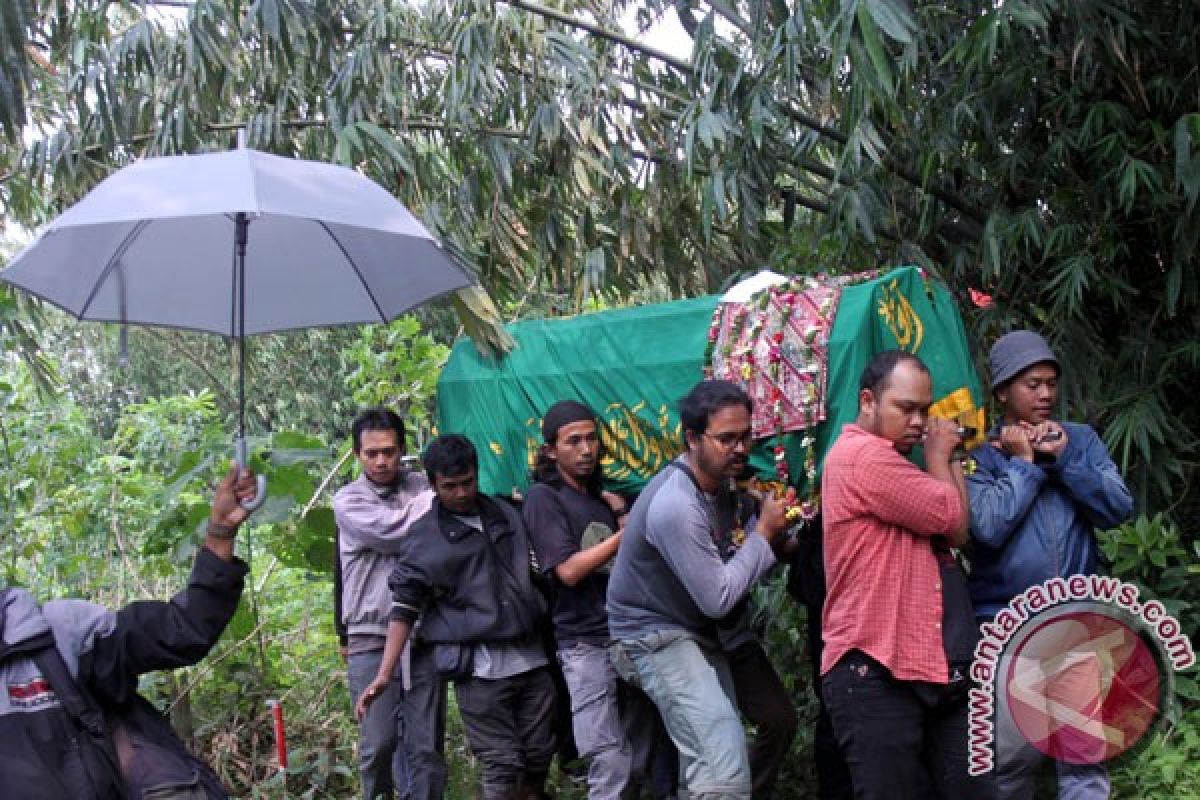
[499,0,693,73]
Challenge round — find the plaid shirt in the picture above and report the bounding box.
[820,424,965,684]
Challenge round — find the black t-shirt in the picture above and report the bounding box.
[522,480,617,648]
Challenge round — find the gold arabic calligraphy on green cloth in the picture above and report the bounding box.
[436,267,985,496]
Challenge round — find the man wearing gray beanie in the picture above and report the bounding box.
[965,330,1133,799]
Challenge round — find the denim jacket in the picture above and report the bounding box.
[965,421,1133,617]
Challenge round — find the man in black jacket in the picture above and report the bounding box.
[0,466,259,799]
[356,434,557,800]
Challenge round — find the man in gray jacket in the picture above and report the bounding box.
[334,408,443,800]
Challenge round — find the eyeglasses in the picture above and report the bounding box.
[703,431,754,449]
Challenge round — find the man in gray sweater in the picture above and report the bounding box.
[607,380,793,800]
[334,408,443,800]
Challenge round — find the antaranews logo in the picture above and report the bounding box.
[967,574,1195,776]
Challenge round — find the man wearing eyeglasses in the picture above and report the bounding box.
[607,380,793,800]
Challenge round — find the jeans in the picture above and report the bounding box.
[993,684,1109,800]
[455,666,559,800]
[821,650,993,800]
[727,640,798,798]
[348,650,409,800]
[983,616,1110,800]
[611,632,750,800]
[558,643,634,800]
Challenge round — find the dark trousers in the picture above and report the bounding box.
[728,640,798,798]
[822,651,991,800]
[806,609,853,800]
[455,666,558,800]
[405,643,449,800]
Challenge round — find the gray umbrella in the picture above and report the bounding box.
[2,147,473,507]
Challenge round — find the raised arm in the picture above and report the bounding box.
[524,485,621,588]
[62,467,257,704]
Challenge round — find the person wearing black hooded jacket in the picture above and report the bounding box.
[0,467,258,799]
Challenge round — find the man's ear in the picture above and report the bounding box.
[858,387,875,416]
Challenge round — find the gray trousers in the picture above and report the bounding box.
[559,642,637,800]
[405,643,449,800]
[348,649,409,800]
[347,645,448,800]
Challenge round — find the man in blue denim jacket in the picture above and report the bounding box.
[966,330,1133,800]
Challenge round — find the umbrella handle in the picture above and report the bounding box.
[235,437,269,512]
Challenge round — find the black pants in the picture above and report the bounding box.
[455,666,558,800]
[405,643,449,800]
[807,618,853,800]
[821,651,991,800]
[728,639,799,798]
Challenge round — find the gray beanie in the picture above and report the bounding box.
[989,330,1059,387]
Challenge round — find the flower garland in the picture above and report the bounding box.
[705,270,881,522]
[762,281,825,520]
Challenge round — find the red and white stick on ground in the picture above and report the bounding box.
[266,698,288,771]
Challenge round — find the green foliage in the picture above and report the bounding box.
[6,0,1195,515]
[1109,721,1200,800]
[1099,514,1198,637]
[752,571,822,799]
[343,314,449,448]
[1098,513,1200,797]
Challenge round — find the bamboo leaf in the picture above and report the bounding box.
[863,0,915,44]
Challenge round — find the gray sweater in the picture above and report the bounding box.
[334,472,434,639]
[606,459,776,644]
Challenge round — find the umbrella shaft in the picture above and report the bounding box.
[235,212,248,439]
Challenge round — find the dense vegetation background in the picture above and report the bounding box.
[1,0,1197,796]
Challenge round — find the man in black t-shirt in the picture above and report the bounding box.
[523,401,642,800]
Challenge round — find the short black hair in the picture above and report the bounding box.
[679,380,753,438]
[351,407,406,453]
[423,434,478,482]
[858,350,930,395]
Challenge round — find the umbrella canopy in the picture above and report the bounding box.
[1,148,472,335]
[2,148,475,510]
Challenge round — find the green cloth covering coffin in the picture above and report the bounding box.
[437,266,985,496]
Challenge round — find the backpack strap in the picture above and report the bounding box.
[33,644,128,799]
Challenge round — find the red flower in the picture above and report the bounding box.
[969,288,994,309]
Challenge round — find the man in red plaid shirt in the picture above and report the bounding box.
[820,350,989,800]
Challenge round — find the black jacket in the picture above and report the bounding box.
[388,496,547,644]
[0,547,247,798]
